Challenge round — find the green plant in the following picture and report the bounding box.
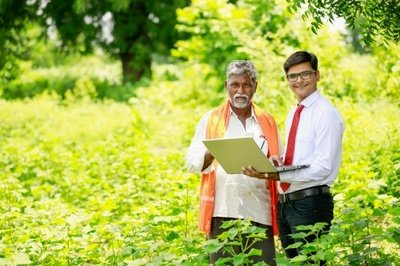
[205,219,271,266]
[284,223,334,265]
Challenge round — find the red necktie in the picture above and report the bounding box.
[281,104,304,192]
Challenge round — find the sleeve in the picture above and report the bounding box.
[185,111,214,173]
[277,126,284,157]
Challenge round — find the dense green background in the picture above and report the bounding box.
[0,0,399,265]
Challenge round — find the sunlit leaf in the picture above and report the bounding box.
[205,239,223,253]
[12,253,32,265]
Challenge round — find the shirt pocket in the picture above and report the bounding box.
[295,132,314,159]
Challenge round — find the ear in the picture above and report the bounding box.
[316,70,320,81]
[254,81,258,92]
[224,80,228,91]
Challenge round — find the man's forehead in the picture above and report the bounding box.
[228,73,252,80]
[287,61,312,73]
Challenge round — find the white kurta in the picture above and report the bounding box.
[186,107,278,225]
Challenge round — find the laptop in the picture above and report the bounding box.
[202,136,310,174]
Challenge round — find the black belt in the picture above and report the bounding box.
[279,185,330,203]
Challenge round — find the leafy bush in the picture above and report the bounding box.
[205,219,269,266]
[0,55,140,102]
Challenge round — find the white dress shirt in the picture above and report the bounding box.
[186,107,278,226]
[279,90,345,193]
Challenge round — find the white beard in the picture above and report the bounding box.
[231,94,250,109]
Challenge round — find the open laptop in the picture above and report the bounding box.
[203,136,310,174]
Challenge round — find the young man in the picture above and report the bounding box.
[243,51,345,263]
[186,60,280,265]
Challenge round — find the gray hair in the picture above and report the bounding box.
[226,60,258,82]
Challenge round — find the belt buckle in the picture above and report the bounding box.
[280,193,287,203]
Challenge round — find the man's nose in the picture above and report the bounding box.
[237,84,245,93]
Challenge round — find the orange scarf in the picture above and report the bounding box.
[199,101,279,235]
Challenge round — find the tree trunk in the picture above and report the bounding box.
[120,51,151,84]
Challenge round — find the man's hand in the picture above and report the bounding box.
[269,155,283,166]
[201,150,215,171]
[241,166,280,180]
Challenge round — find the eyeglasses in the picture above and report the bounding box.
[286,70,316,82]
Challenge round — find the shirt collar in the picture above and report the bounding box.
[299,90,320,108]
[229,104,259,123]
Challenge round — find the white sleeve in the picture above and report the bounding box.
[185,111,213,173]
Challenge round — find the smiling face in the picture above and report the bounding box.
[225,73,257,110]
[286,61,319,102]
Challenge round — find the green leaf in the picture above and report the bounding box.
[0,259,10,265]
[166,231,180,242]
[227,227,239,240]
[205,239,223,253]
[290,232,307,239]
[216,257,233,266]
[286,242,303,249]
[290,255,308,263]
[12,253,32,265]
[220,220,238,229]
[247,248,262,257]
[232,253,246,265]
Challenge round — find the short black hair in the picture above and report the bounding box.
[283,51,318,73]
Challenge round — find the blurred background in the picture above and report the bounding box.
[0,0,399,265]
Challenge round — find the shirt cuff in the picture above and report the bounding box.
[201,163,214,174]
[279,171,293,182]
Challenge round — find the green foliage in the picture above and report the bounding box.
[286,0,400,46]
[205,219,269,266]
[327,99,400,265]
[0,2,39,88]
[285,223,334,265]
[1,55,140,102]
[281,215,400,265]
[0,0,190,83]
[0,96,208,265]
[174,0,295,79]
[373,43,400,101]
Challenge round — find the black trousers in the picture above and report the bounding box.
[208,217,276,266]
[278,191,334,264]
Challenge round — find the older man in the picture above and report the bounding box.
[186,60,281,265]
